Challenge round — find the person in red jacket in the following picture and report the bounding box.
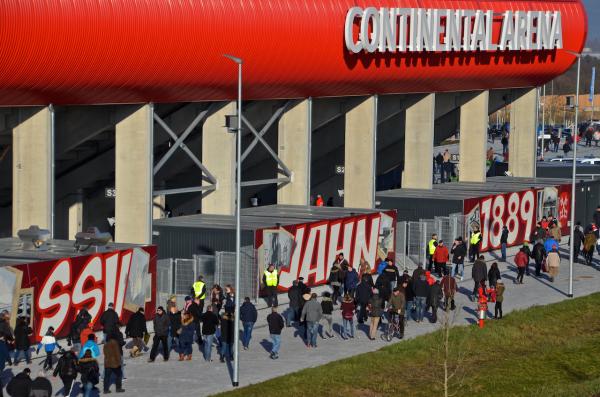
[514,248,529,284]
[432,240,450,277]
[425,271,435,286]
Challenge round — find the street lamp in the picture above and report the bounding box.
[223,53,242,386]
[564,49,587,298]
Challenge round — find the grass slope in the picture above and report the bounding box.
[215,293,600,397]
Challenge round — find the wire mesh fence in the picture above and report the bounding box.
[156,259,173,307]
[395,221,408,270]
[215,246,259,302]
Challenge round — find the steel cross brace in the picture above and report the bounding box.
[240,101,292,178]
[153,105,217,184]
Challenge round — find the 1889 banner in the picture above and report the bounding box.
[0,246,156,340]
[464,185,571,252]
[255,211,397,291]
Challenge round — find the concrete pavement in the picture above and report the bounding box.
[2,244,599,397]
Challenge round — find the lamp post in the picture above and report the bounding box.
[223,53,242,386]
[565,50,584,298]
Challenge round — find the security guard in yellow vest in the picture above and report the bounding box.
[191,276,206,312]
[469,230,482,262]
[262,264,279,307]
[427,234,438,272]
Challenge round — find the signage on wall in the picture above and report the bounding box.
[105,187,116,198]
[345,8,563,54]
[335,165,345,174]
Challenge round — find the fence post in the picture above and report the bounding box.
[403,222,408,271]
[422,222,427,266]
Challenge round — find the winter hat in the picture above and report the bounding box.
[184,295,192,301]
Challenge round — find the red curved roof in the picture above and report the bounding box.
[0,0,587,106]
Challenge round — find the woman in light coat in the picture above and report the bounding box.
[546,246,561,282]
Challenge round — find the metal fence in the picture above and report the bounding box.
[398,212,470,271]
[214,246,259,302]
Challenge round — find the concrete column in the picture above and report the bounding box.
[68,191,83,239]
[12,107,52,235]
[344,96,376,208]
[509,88,537,177]
[459,91,489,183]
[278,99,311,205]
[115,105,153,244]
[153,195,166,219]
[202,102,236,215]
[402,94,435,189]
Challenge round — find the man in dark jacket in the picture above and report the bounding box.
[186,296,203,350]
[68,307,91,350]
[53,350,78,396]
[532,240,546,277]
[573,221,585,263]
[472,256,488,300]
[239,297,257,349]
[200,305,219,362]
[6,368,32,397]
[99,303,120,341]
[500,226,509,261]
[266,306,284,359]
[344,266,360,297]
[125,307,147,357]
[286,280,301,327]
[451,238,467,280]
[412,273,430,323]
[148,306,170,362]
[380,258,400,290]
[428,280,443,323]
[412,263,425,280]
[355,279,373,324]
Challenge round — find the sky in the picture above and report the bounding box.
[584,0,600,41]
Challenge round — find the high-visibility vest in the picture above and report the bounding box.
[470,232,481,245]
[192,281,206,299]
[428,239,437,255]
[264,269,278,287]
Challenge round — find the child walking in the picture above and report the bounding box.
[37,326,62,371]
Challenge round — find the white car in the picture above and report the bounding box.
[579,158,600,165]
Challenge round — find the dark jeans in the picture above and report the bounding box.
[427,255,434,272]
[193,320,203,348]
[286,307,299,326]
[434,262,445,277]
[517,267,525,283]
[242,322,254,348]
[585,249,594,266]
[43,352,53,370]
[430,306,438,323]
[331,285,341,305]
[13,349,31,364]
[535,260,542,275]
[265,287,278,307]
[495,301,503,319]
[444,297,455,311]
[60,376,75,396]
[103,367,123,392]
[149,335,169,361]
[469,245,479,262]
[357,302,369,323]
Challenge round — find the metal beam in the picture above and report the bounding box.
[153,110,217,184]
[154,185,216,196]
[240,177,290,187]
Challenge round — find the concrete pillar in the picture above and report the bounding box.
[153,195,166,219]
[278,99,311,205]
[344,96,376,208]
[115,105,153,244]
[509,88,537,177]
[12,107,53,235]
[402,94,435,189]
[459,91,489,183]
[202,102,236,215]
[68,191,83,239]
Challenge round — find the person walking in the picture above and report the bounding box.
[68,307,91,353]
[167,304,181,354]
[320,292,334,338]
[301,293,322,348]
[428,280,442,323]
[367,290,384,340]
[432,240,449,277]
[6,368,32,397]
[103,334,125,394]
[469,229,482,263]
[99,303,120,342]
[37,327,62,371]
[125,307,147,358]
[219,313,234,362]
[547,246,561,282]
[500,226,509,262]
[488,262,501,288]
[240,297,257,349]
[263,264,279,307]
[200,305,219,362]
[514,248,529,284]
[328,262,343,305]
[266,307,284,359]
[148,306,170,362]
[53,349,78,396]
[572,222,585,263]
[77,349,99,397]
[178,312,195,361]
[583,228,597,266]
[13,317,32,365]
[387,288,405,338]
[451,237,466,279]
[344,266,359,298]
[286,280,301,327]
[471,256,487,301]
[427,234,438,272]
[549,222,562,243]
[494,280,505,319]
[441,272,457,311]
[185,296,203,351]
[532,240,546,276]
[413,272,429,323]
[521,241,532,275]
[340,294,356,339]
[0,335,9,397]
[355,277,372,324]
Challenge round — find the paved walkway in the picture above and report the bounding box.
[2,245,599,397]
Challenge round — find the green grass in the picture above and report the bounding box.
[215,293,600,397]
